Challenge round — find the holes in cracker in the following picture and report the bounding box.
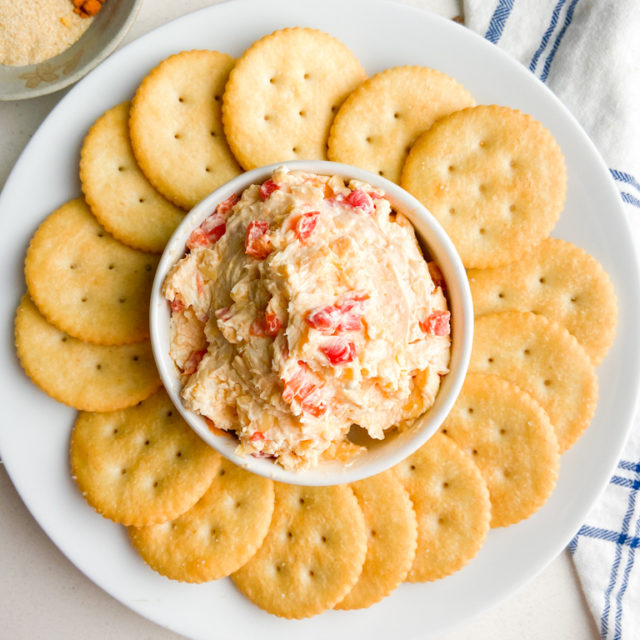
[178,96,185,103]
[211,130,217,137]
[393,112,400,119]
[543,379,552,387]
[219,467,226,476]
[174,133,181,140]
[498,291,505,299]
[205,167,212,173]
[292,146,299,154]
[97,231,104,238]
[176,450,182,458]
[299,110,306,117]
[370,530,376,537]
[409,464,416,471]
[523,348,531,356]
[472,449,478,456]
[449,207,456,215]
[487,357,494,364]
[448,165,455,173]
[378,170,385,177]
[69,263,77,270]
[309,569,315,578]
[442,481,450,489]
[61,336,68,343]
[118,166,125,172]
[467,407,474,414]
[321,535,327,543]
[570,295,578,303]
[167,410,173,417]
[303,72,310,80]
[118,297,126,304]
[269,77,276,85]
[479,140,487,148]
[96,363,102,371]
[366,136,372,143]
[539,276,546,284]
[145,264,152,271]
[479,228,486,235]
[138,197,145,204]
[214,95,221,102]
[81,296,87,302]
[509,204,517,213]
[121,468,127,475]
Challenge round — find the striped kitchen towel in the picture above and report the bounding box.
[463,1,640,638]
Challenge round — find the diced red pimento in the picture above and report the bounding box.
[182,349,207,375]
[419,310,451,336]
[260,179,280,201]
[215,192,240,216]
[282,361,327,417]
[294,211,320,242]
[250,431,267,442]
[171,297,185,313]
[245,220,273,259]
[305,292,368,334]
[321,338,356,365]
[250,311,282,338]
[185,194,238,250]
[345,189,375,215]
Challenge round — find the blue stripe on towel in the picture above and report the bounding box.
[614,463,640,638]
[621,192,640,209]
[610,169,640,195]
[619,460,640,472]
[529,0,568,73]
[601,467,640,637]
[484,0,516,44]
[539,0,582,82]
[611,476,640,490]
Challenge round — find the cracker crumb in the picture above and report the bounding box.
[0,0,93,66]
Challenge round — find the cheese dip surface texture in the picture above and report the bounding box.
[163,168,451,470]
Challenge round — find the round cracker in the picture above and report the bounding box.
[441,373,560,527]
[394,433,490,582]
[80,101,185,253]
[470,311,598,451]
[328,66,475,184]
[335,470,417,610]
[222,27,367,169]
[25,198,158,345]
[71,388,221,527]
[130,50,241,210]
[232,483,367,619]
[129,458,274,582]
[468,237,618,365]
[15,294,161,412]
[401,105,567,269]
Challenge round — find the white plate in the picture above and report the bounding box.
[1,1,639,638]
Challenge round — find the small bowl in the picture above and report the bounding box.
[150,160,473,486]
[0,0,143,101]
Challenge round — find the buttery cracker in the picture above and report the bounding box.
[80,102,185,253]
[232,483,367,618]
[15,294,161,412]
[129,458,274,582]
[336,470,417,610]
[25,198,158,345]
[222,27,367,169]
[470,311,598,451]
[130,50,241,210]
[71,388,221,526]
[401,105,566,269]
[394,433,491,582]
[328,66,475,184]
[468,237,617,365]
[441,373,560,527]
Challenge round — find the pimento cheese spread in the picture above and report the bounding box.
[163,168,451,470]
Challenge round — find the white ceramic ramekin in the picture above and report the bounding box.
[150,160,473,486]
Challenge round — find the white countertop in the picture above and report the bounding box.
[0,1,600,638]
